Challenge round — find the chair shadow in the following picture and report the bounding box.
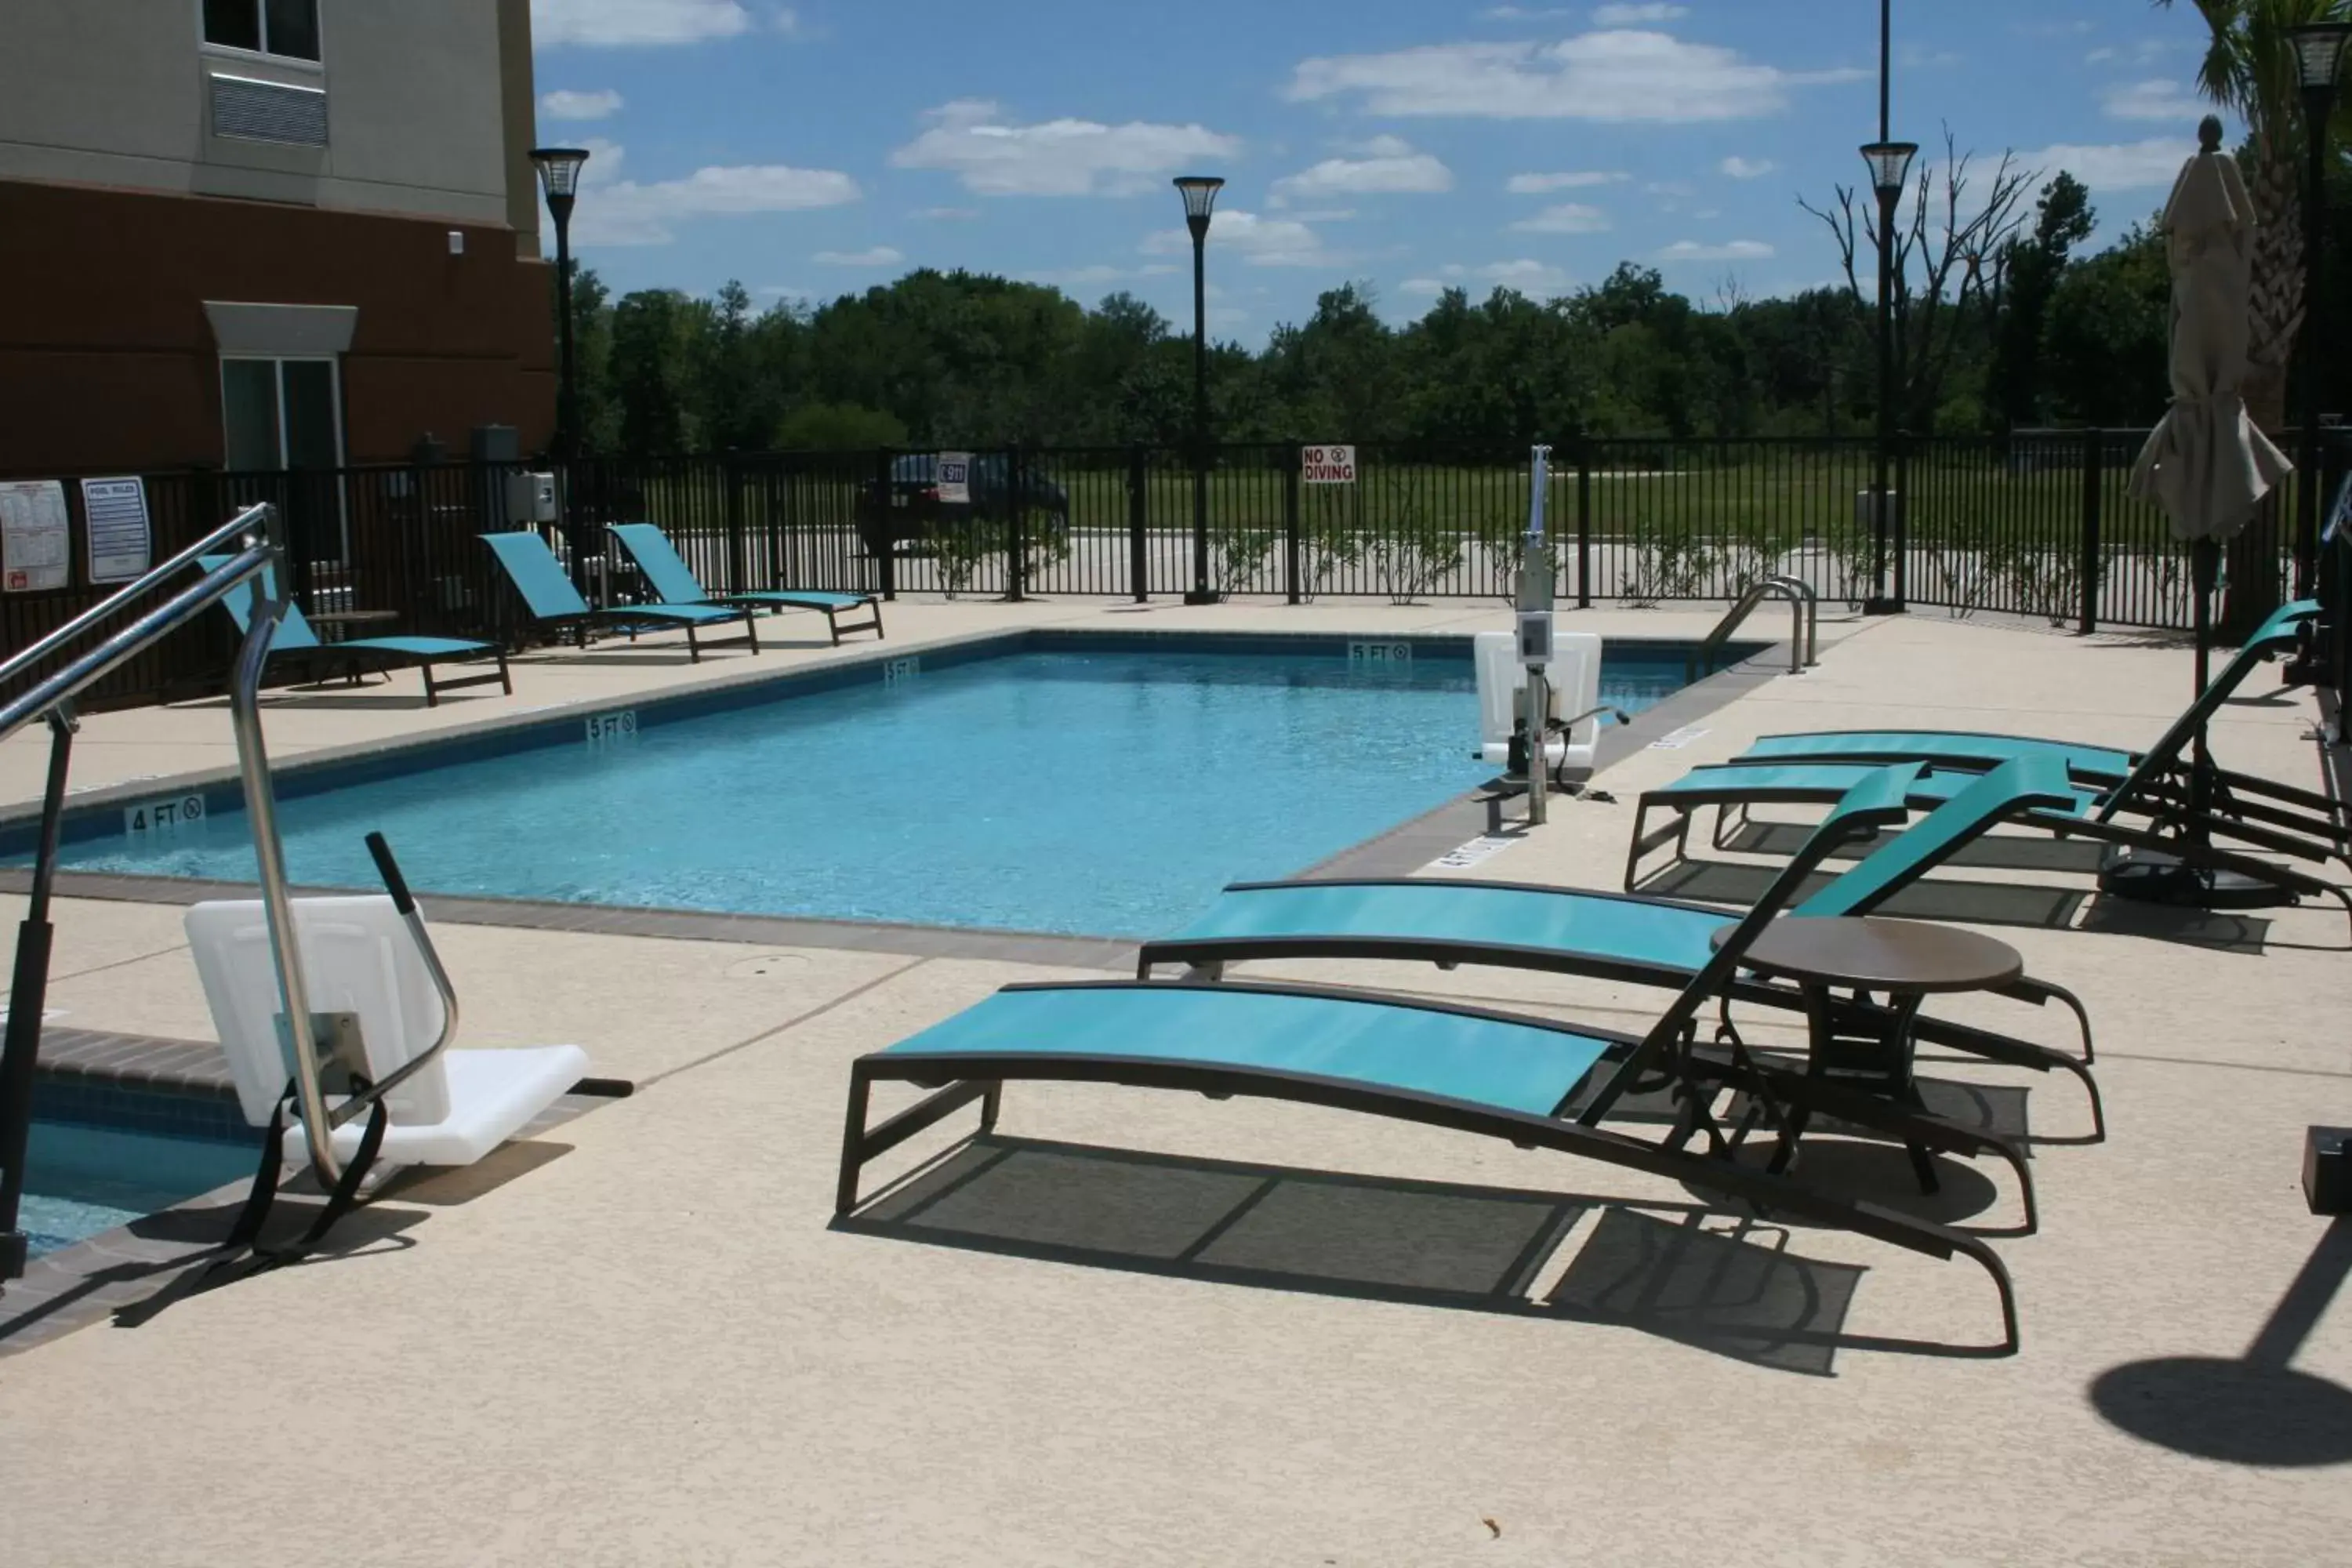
[837,1134,2004,1373]
[0,1192,427,1348]
[1638,858,2092,933]
[1726,820,2111,876]
[2089,1218,2352,1467]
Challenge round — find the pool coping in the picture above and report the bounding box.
[0,633,1788,960]
[3,1028,614,1359]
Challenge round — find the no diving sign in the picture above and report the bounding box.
[1301,445,1357,485]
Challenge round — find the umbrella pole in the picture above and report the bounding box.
[2191,539,2217,841]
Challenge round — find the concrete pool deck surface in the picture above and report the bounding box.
[0,595,2348,1566]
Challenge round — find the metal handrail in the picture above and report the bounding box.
[0,507,282,1281]
[1766,573,1820,668]
[1690,575,1815,682]
[0,503,274,698]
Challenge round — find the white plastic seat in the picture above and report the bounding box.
[184,895,589,1167]
[1474,629,1603,771]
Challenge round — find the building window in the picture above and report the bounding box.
[203,0,321,63]
[223,358,343,471]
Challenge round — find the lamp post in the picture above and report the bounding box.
[531,146,591,589]
[1174,175,1224,606]
[2288,24,2350,611]
[1861,140,1917,615]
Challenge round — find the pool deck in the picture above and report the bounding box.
[2,593,2350,1566]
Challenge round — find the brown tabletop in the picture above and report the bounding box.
[1710,916,2023,994]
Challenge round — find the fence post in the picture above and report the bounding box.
[1005,443,1027,603]
[1575,440,1592,608]
[1127,445,1149,601]
[1284,445,1303,605]
[2078,429,2103,636]
[724,449,749,593]
[873,448,897,602]
[1893,433,1911,611]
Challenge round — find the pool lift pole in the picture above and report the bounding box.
[1519,445,1557,827]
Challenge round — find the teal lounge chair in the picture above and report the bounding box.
[840,765,2033,1352]
[1141,757,2103,1131]
[608,523,883,646]
[199,557,509,708]
[480,531,757,662]
[1626,745,2352,917]
[1724,602,2339,855]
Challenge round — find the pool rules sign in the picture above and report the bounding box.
[1301,445,1357,485]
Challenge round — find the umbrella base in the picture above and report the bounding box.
[2099,845,2301,910]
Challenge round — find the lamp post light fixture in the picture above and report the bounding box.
[530,146,590,589]
[2288,24,2351,613]
[1860,139,1918,615]
[1174,175,1224,606]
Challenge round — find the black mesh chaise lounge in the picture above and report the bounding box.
[840,766,2040,1352]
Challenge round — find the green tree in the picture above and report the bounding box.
[1988,172,2096,431]
[607,289,697,454]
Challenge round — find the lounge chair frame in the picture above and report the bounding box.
[480,531,761,662]
[608,522,884,646]
[839,768,2038,1352]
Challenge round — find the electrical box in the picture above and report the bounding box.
[2306,1127,2352,1214]
[505,471,558,524]
[1517,610,1555,666]
[1853,489,1904,531]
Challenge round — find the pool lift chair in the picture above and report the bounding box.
[0,506,584,1287]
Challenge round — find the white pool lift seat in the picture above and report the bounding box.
[1474,628,1604,774]
[185,895,589,1167]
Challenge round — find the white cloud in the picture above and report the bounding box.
[913,206,981,221]
[814,245,904,267]
[1719,155,1776,179]
[1288,31,1861,120]
[2017,137,2194,191]
[1143,210,1334,267]
[1657,239,1774,261]
[1269,141,1454,205]
[566,140,860,245]
[1027,263,1176,287]
[532,0,754,46]
[1509,201,1610,233]
[1406,260,1573,295]
[2103,79,2204,122]
[1507,169,1626,193]
[540,88,623,121]
[1592,2,1686,23]
[891,99,1242,197]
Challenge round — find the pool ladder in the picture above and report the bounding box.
[0,505,429,1285]
[1689,575,1819,684]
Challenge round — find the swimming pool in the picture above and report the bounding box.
[21,1116,253,1256]
[51,636,1733,938]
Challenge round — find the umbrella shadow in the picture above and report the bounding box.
[2089,1218,2352,1467]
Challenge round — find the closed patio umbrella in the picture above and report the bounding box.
[2115,117,2296,906]
[2129,116,2294,695]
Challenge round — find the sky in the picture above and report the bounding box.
[527,0,2226,341]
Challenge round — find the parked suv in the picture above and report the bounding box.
[855,452,1070,557]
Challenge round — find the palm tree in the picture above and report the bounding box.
[2154,0,2350,631]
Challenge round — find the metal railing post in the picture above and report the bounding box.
[1127,445,1149,602]
[1005,444,1028,603]
[724,451,750,593]
[2079,428,2103,636]
[873,448,897,602]
[1284,445,1303,605]
[1576,441,1593,608]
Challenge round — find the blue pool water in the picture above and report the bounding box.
[22,1120,255,1256]
[58,646,1698,938]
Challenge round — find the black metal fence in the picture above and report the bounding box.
[2,430,2325,711]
